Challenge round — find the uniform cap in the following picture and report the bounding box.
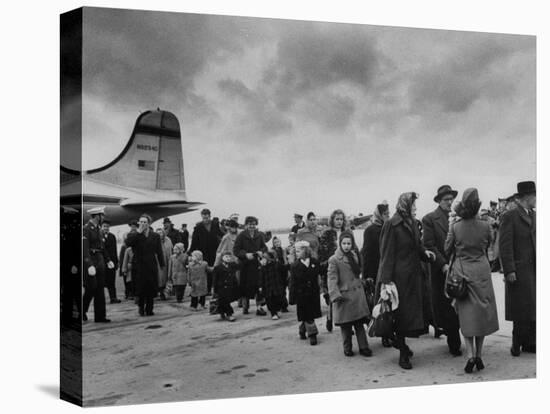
[87,206,105,215]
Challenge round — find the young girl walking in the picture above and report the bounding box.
[188,250,210,310]
[168,243,188,303]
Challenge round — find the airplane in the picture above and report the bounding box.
[61,109,203,226]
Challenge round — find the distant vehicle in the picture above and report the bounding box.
[61,109,202,226]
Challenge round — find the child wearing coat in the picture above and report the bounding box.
[188,250,210,310]
[260,251,286,320]
[289,240,322,345]
[328,231,373,357]
[212,251,240,322]
[121,246,134,300]
[168,243,188,303]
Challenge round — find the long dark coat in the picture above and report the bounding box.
[378,214,429,337]
[499,207,536,321]
[190,221,223,266]
[125,230,165,296]
[103,232,118,268]
[422,206,458,331]
[362,223,382,280]
[212,263,240,302]
[289,259,322,322]
[233,230,267,298]
[260,261,285,298]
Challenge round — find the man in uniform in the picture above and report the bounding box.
[422,185,462,356]
[82,206,115,322]
[101,219,121,304]
[499,181,536,356]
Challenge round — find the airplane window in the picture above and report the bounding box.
[138,160,155,171]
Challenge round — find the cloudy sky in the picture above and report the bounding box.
[72,7,536,229]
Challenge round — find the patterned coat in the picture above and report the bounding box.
[187,261,209,297]
[260,260,285,298]
[168,252,188,286]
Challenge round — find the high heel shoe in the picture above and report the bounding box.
[464,357,476,373]
[475,357,485,371]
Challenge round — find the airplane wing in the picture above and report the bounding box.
[120,198,203,208]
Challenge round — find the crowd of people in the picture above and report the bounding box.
[61,180,536,373]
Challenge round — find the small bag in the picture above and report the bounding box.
[368,299,394,338]
[445,252,468,300]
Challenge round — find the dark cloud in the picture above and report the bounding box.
[407,34,535,115]
[217,78,292,139]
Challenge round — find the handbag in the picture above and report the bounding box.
[368,299,394,338]
[444,251,468,300]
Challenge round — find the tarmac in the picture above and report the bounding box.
[81,273,535,407]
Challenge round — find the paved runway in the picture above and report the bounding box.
[81,273,535,407]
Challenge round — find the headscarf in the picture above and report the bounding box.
[454,188,482,219]
[395,192,418,219]
[339,231,361,276]
[372,201,389,226]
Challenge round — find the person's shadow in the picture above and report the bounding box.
[36,384,59,399]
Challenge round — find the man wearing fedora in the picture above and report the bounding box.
[499,181,536,356]
[291,213,305,234]
[422,185,462,356]
[163,217,183,246]
[82,206,115,322]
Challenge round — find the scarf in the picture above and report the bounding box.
[338,230,361,276]
[344,250,361,276]
[372,202,389,226]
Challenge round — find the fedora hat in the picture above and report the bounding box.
[515,181,536,197]
[434,185,458,203]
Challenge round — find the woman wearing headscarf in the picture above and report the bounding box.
[445,188,498,373]
[328,231,372,357]
[319,209,350,332]
[362,202,391,346]
[378,192,436,369]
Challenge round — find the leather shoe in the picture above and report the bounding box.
[95,318,111,323]
[299,332,307,340]
[344,350,354,357]
[464,357,476,373]
[399,354,412,370]
[326,319,333,332]
[450,348,463,357]
[510,345,521,357]
[309,335,318,346]
[82,313,88,321]
[475,357,485,370]
[359,347,373,357]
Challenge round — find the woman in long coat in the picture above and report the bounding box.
[289,241,322,345]
[125,215,165,316]
[445,188,498,373]
[233,216,268,315]
[378,192,435,369]
[319,209,350,332]
[328,231,372,356]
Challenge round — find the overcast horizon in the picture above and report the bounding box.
[63,8,536,229]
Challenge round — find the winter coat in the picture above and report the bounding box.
[190,221,223,266]
[260,260,285,298]
[233,230,267,299]
[289,259,322,322]
[121,247,134,282]
[499,207,536,321]
[422,206,457,332]
[169,252,188,286]
[125,230,165,296]
[377,213,429,337]
[103,232,118,269]
[157,237,173,288]
[215,232,238,266]
[362,223,382,280]
[445,218,498,337]
[212,263,240,302]
[187,261,209,297]
[328,249,370,325]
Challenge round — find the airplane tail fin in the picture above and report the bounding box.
[86,109,187,196]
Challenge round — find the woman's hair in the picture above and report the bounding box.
[454,188,482,219]
[338,230,357,250]
[329,209,348,230]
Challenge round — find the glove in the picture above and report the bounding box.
[107,261,115,269]
[88,266,96,276]
[71,265,78,275]
[323,293,330,306]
